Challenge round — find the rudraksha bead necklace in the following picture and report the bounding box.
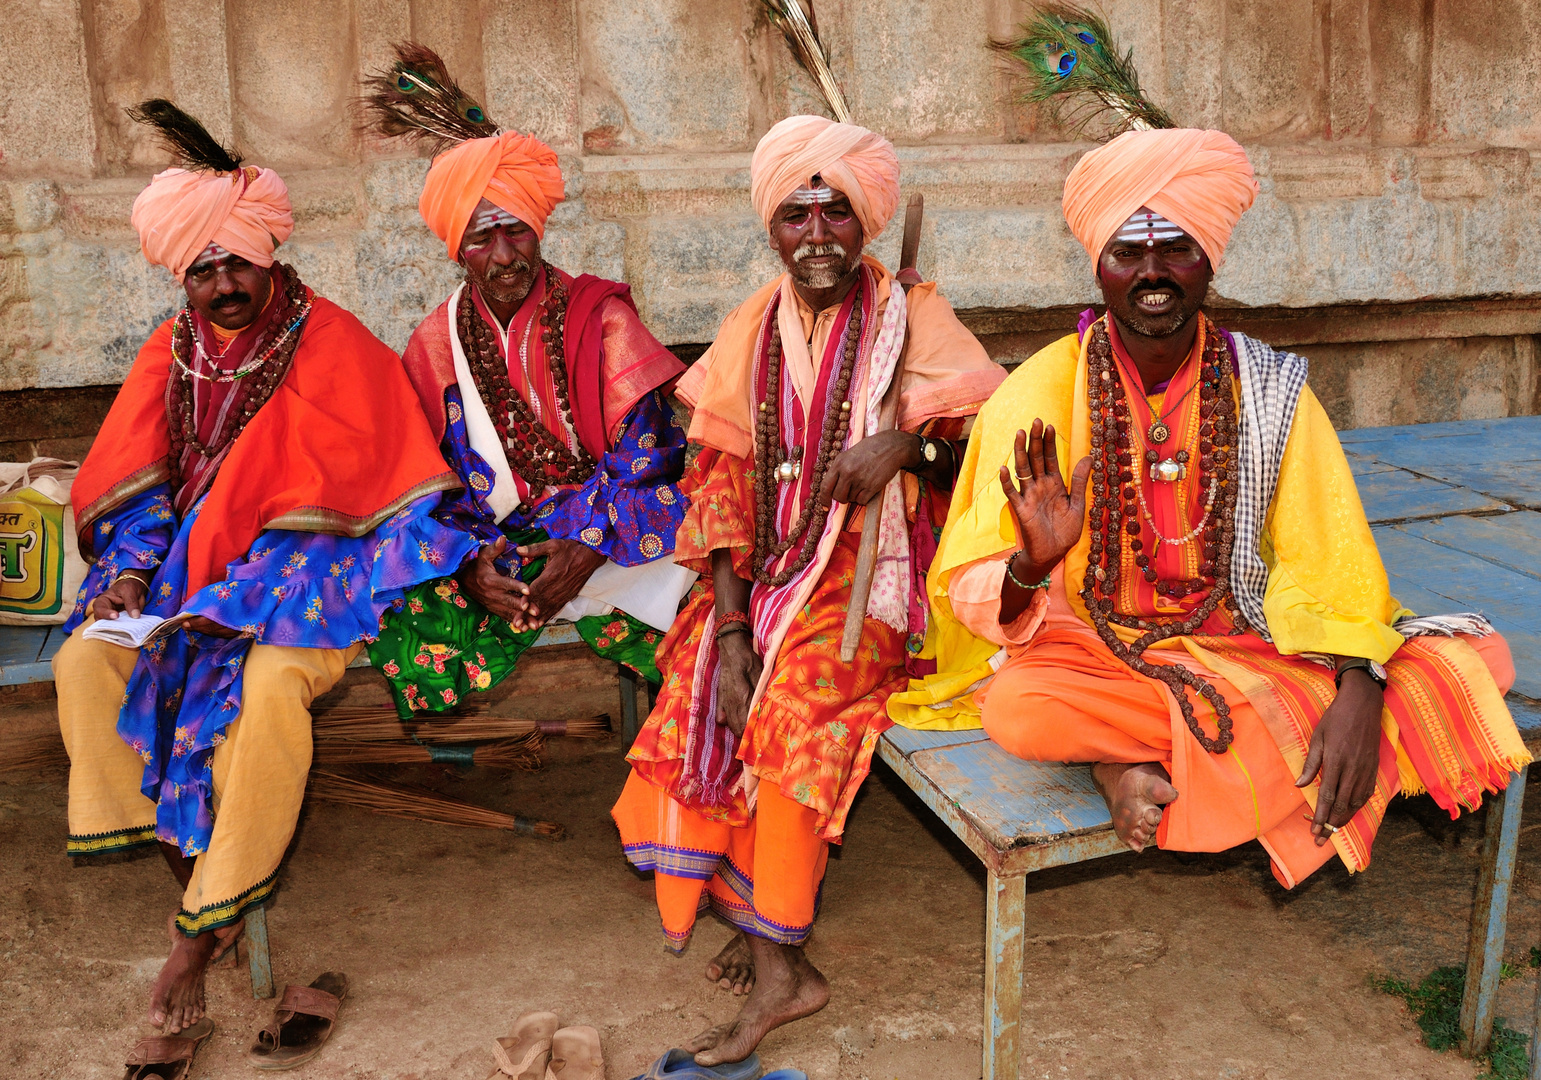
[1080,319,1249,754]
[751,291,862,587]
[167,263,309,492]
[458,262,597,501]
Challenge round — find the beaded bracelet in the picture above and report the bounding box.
[1005,551,1053,592]
[715,609,752,640]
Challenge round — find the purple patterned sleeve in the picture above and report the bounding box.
[432,386,687,573]
[64,484,177,633]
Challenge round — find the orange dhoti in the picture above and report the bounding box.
[979,621,1518,888]
[617,526,907,950]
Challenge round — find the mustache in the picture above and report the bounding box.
[210,292,252,308]
[793,241,847,263]
[1128,278,1185,300]
[484,258,533,280]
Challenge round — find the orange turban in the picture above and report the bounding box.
[750,115,901,241]
[1062,128,1259,268]
[418,131,565,258]
[130,166,294,281]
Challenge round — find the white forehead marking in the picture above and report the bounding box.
[1114,210,1187,247]
[191,243,237,268]
[467,205,523,233]
[785,185,837,206]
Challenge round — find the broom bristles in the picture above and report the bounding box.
[311,706,610,742]
[308,771,565,840]
[311,733,544,772]
[0,732,69,772]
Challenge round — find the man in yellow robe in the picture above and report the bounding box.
[891,127,1526,889]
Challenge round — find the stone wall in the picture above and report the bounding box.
[2,0,1539,457]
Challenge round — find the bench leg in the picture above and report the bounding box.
[1461,767,1526,1055]
[617,664,640,745]
[247,903,275,1000]
[1530,954,1541,1080]
[983,871,1026,1080]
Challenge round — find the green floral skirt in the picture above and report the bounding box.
[368,529,663,719]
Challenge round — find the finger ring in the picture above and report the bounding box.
[1014,471,1032,480]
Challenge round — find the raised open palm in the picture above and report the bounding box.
[997,420,1092,581]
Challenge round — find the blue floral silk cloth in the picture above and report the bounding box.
[65,482,477,856]
[433,386,688,572]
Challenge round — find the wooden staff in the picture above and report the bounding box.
[840,192,924,662]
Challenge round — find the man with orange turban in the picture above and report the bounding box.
[613,114,1006,1066]
[52,101,468,1058]
[368,64,694,720]
[895,128,1524,893]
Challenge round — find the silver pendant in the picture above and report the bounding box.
[775,459,802,483]
[1150,458,1187,483]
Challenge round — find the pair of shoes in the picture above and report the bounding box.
[488,1012,604,1080]
[629,1047,765,1079]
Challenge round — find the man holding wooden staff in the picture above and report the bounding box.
[613,114,1004,1065]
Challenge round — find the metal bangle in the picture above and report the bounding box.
[111,569,151,588]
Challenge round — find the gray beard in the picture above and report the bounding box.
[790,241,855,290]
[469,260,535,308]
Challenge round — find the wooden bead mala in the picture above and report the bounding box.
[1080,320,1250,754]
[457,261,597,503]
[751,292,862,588]
[167,262,310,494]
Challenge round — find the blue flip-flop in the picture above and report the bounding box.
[761,1071,808,1080]
[628,1048,764,1080]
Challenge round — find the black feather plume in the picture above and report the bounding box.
[359,42,500,154]
[127,99,244,172]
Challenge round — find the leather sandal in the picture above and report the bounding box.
[121,1016,214,1080]
[244,972,349,1070]
[487,1010,560,1080]
[546,1026,604,1080]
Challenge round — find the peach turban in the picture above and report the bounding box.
[131,166,294,282]
[750,115,901,241]
[1062,128,1259,268]
[419,131,565,258]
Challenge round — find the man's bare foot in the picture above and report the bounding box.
[148,927,218,1033]
[1092,761,1178,853]
[706,933,755,995]
[687,935,829,1066]
[166,913,244,965]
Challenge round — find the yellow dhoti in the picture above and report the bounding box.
[54,625,359,934]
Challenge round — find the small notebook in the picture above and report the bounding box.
[81,612,192,649]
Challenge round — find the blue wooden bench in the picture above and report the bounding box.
[877,414,1541,1080]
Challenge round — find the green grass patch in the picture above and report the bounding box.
[1372,965,1531,1079]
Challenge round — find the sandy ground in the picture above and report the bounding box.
[2,666,1537,1080]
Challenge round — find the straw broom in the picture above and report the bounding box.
[308,770,565,840]
[760,0,851,122]
[311,734,544,772]
[310,705,611,743]
[0,731,68,772]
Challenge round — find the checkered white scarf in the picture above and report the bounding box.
[1229,331,1309,641]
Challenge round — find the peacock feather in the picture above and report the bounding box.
[759,0,852,124]
[993,4,1174,139]
[359,42,500,154]
[126,99,243,173]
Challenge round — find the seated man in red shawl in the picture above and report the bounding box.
[614,115,1006,1065]
[361,47,692,712]
[52,102,469,1046]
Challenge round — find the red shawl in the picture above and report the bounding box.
[74,298,461,593]
[402,273,683,454]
